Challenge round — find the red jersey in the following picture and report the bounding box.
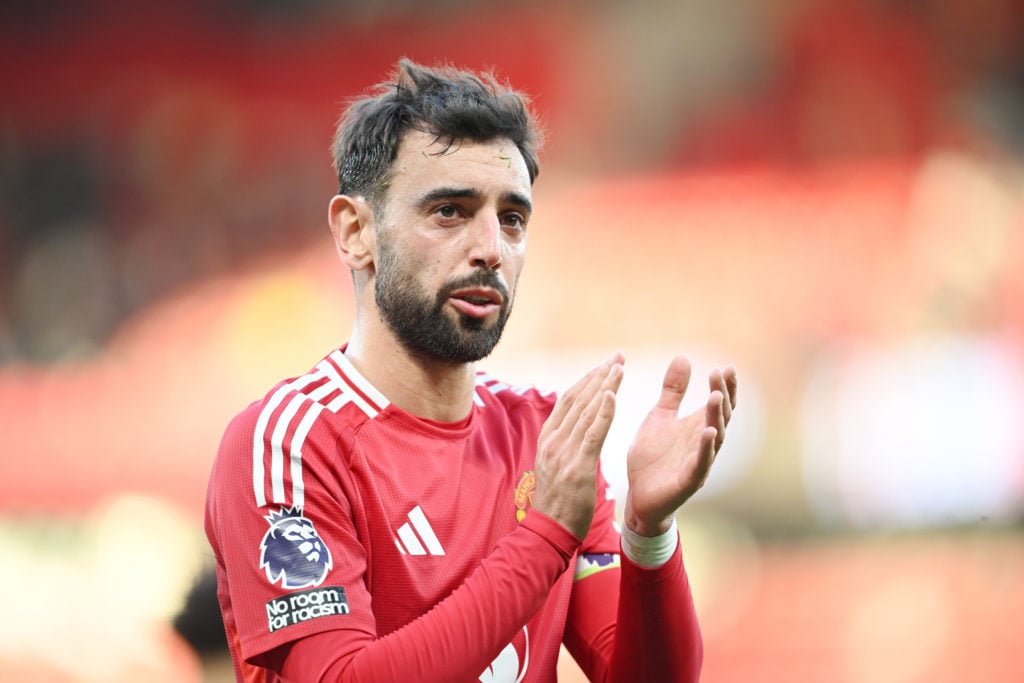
[205,347,702,682]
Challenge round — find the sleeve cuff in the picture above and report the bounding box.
[621,518,679,569]
[520,510,584,562]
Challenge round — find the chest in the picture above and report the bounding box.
[347,424,539,633]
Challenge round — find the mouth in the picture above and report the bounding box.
[448,287,504,318]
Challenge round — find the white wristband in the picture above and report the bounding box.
[621,518,679,569]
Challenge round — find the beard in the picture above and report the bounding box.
[374,238,514,364]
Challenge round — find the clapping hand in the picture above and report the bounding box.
[623,356,737,537]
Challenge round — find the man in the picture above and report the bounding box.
[205,59,737,682]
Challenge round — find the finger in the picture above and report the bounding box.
[705,390,726,452]
[543,353,621,436]
[581,389,617,458]
[723,364,738,411]
[694,426,719,487]
[568,363,624,455]
[709,368,733,425]
[656,355,693,413]
[544,367,600,433]
[562,357,622,434]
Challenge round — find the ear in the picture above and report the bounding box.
[328,194,376,271]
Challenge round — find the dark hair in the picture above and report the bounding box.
[331,59,542,208]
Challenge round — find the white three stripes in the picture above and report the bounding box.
[394,505,445,556]
[252,370,326,508]
[252,354,390,508]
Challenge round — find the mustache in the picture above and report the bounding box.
[437,269,511,305]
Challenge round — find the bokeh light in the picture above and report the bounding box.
[2,1,1022,680]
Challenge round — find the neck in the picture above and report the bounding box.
[344,317,478,422]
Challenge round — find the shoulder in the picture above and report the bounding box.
[472,371,557,418]
[225,352,383,445]
[213,349,387,507]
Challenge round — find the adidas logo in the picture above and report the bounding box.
[394,505,445,556]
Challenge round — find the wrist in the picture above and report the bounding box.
[621,517,678,569]
[623,495,674,537]
[624,516,674,537]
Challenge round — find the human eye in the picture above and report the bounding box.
[433,203,464,222]
[501,212,527,234]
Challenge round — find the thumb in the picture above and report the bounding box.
[655,355,692,413]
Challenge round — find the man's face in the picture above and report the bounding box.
[371,131,532,364]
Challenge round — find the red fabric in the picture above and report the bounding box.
[205,346,700,682]
[565,546,701,683]
[613,547,702,681]
[279,512,578,682]
[282,544,701,683]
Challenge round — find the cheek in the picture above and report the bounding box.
[380,235,431,282]
[407,233,451,273]
[504,249,526,290]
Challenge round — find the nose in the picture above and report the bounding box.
[469,212,502,271]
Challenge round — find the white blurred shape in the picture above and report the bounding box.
[0,494,204,681]
[802,336,1024,528]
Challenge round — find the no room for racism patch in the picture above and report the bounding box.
[266,585,350,633]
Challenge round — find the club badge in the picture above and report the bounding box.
[514,471,535,523]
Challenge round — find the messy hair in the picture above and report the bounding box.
[331,59,542,209]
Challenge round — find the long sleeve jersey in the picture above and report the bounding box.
[205,346,702,682]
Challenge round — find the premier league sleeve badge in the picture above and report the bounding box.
[259,507,332,589]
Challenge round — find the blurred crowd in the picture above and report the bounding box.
[2,3,1022,680]
[1,0,1022,366]
[0,1,332,362]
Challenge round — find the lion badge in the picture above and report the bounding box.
[259,507,333,589]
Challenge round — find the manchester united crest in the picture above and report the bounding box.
[514,470,535,523]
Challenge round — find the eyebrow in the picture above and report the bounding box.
[416,187,533,215]
[504,190,533,216]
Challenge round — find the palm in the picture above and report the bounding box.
[628,406,711,523]
[624,356,736,536]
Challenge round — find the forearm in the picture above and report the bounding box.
[607,544,703,683]
[282,512,579,682]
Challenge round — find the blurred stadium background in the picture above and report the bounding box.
[1,0,1022,681]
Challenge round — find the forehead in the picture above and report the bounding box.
[387,130,532,200]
